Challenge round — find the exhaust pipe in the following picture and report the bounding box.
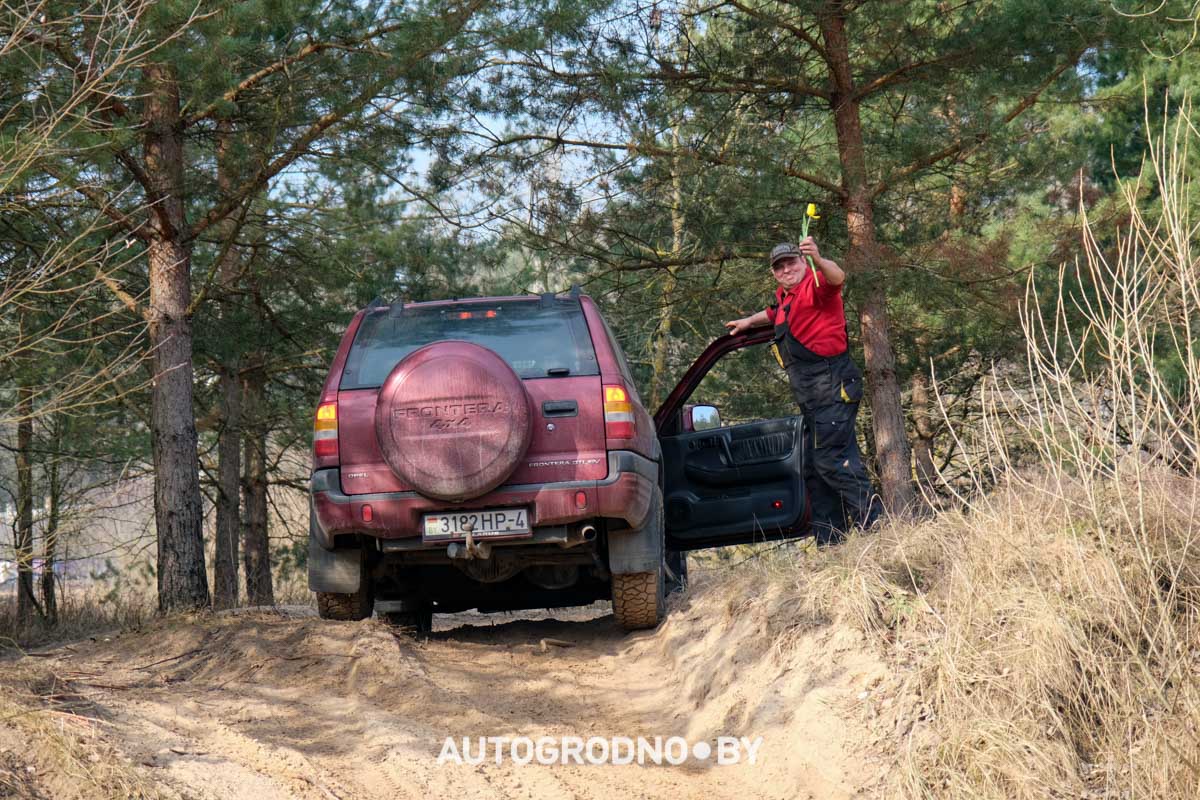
[557,524,598,548]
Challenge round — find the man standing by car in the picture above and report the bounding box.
[724,238,880,542]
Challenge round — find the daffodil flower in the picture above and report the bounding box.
[801,203,821,286]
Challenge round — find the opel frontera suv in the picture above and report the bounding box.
[309,289,812,632]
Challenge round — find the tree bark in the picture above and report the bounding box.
[144,61,210,611]
[241,365,274,606]
[15,382,37,626]
[212,120,243,609]
[911,369,939,505]
[647,136,685,409]
[820,7,915,515]
[214,370,243,607]
[40,419,61,625]
[647,23,690,410]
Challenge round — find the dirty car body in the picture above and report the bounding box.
[308,290,813,631]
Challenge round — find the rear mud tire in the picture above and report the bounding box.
[612,570,664,631]
[316,550,372,621]
[316,586,372,621]
[612,486,666,631]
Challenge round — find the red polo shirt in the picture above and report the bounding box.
[765,270,847,356]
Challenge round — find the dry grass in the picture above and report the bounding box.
[0,584,154,651]
[757,469,1200,799]
[0,566,308,797]
[2,552,313,651]
[0,657,164,799]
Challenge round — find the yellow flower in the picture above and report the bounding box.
[801,203,821,286]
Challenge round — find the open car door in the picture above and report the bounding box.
[654,330,810,551]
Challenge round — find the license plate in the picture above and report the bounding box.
[422,507,531,541]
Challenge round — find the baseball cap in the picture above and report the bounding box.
[769,242,801,267]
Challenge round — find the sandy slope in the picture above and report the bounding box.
[18,574,902,799]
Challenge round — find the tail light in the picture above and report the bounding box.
[603,384,635,440]
[313,401,338,461]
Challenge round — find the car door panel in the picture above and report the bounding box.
[682,430,795,487]
[655,330,811,550]
[662,416,808,550]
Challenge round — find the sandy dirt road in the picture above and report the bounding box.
[23,579,897,799]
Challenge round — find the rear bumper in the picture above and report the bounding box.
[310,450,657,550]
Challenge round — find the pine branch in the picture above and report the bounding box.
[872,49,1085,197]
[187,1,486,242]
[490,133,845,197]
[724,0,828,64]
[852,48,976,101]
[182,19,412,127]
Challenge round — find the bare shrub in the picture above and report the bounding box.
[890,103,1200,798]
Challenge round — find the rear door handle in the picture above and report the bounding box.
[542,400,578,417]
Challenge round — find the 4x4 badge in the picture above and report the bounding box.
[430,418,471,431]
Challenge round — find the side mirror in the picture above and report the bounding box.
[689,404,722,431]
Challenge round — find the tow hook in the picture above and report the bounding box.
[448,529,492,560]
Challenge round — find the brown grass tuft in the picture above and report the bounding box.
[0,658,163,799]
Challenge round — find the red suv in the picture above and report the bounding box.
[308,289,809,631]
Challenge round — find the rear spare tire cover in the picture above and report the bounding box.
[374,341,533,501]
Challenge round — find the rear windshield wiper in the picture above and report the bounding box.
[545,367,571,377]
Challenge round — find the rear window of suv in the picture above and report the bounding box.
[339,299,600,390]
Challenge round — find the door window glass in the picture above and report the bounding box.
[687,344,795,426]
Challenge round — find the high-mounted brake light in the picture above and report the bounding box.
[313,401,338,460]
[603,384,635,440]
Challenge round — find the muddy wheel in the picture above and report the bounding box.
[315,553,372,621]
[611,487,666,631]
[383,605,433,635]
[316,587,372,621]
[612,570,664,631]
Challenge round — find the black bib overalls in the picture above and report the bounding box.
[773,302,880,541]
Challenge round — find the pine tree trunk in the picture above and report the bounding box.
[647,30,690,411]
[214,371,242,607]
[241,367,274,606]
[820,9,915,516]
[911,370,939,505]
[647,146,684,409]
[41,423,60,625]
[212,120,242,609]
[15,382,37,625]
[144,61,209,611]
